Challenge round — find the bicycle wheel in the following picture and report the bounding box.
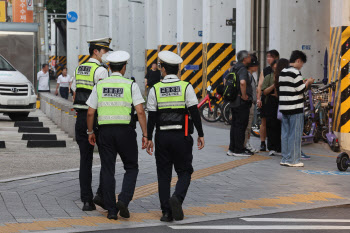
[199,102,222,122]
[222,101,232,125]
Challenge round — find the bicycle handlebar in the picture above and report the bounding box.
[318,79,338,91]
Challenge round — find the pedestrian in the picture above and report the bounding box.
[226,50,253,157]
[279,50,314,167]
[223,60,236,84]
[146,51,205,222]
[244,54,259,153]
[262,59,288,155]
[145,62,161,95]
[87,51,148,220]
[55,67,70,99]
[71,37,112,211]
[37,64,50,93]
[257,50,279,151]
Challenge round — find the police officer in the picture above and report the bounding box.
[86,51,148,220]
[146,51,205,222]
[71,37,112,211]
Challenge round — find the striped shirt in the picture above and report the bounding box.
[278,66,306,115]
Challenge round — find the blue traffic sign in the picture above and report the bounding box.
[185,65,199,71]
[67,11,78,23]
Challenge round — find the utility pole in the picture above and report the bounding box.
[35,0,45,67]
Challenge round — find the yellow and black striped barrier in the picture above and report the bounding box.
[203,43,235,96]
[56,56,67,76]
[79,55,90,65]
[331,26,350,133]
[179,42,203,96]
[158,45,177,54]
[145,49,158,72]
[48,56,56,64]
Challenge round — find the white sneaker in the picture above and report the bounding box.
[269,150,276,156]
[286,162,304,167]
[280,162,287,166]
[233,152,252,157]
[246,143,259,153]
[227,150,234,156]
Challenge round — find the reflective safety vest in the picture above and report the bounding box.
[97,75,134,125]
[73,62,101,110]
[154,80,189,130]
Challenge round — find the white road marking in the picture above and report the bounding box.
[241,218,350,223]
[169,225,350,230]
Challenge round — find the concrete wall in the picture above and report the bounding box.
[202,0,236,44]
[177,0,203,43]
[269,0,330,82]
[157,0,177,45]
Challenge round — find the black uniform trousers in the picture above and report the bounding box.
[98,125,139,213]
[155,131,194,214]
[75,110,102,202]
[229,101,251,153]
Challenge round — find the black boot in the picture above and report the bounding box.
[169,196,184,221]
[160,212,173,222]
[82,201,96,211]
[93,194,105,209]
[116,201,130,218]
[107,211,118,220]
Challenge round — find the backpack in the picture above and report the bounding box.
[223,68,241,101]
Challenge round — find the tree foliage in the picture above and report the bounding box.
[46,0,66,14]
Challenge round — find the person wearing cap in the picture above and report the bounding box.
[86,51,148,220]
[71,37,113,211]
[146,51,205,222]
[244,54,259,153]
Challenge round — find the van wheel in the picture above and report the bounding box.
[8,113,29,121]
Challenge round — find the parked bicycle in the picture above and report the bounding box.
[198,81,224,122]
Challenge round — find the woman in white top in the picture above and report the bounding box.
[55,67,70,99]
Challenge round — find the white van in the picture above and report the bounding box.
[0,55,36,121]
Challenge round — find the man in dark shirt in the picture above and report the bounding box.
[145,62,161,94]
[226,50,252,157]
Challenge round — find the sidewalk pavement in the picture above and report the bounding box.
[0,121,349,233]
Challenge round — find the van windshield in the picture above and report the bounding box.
[0,56,16,71]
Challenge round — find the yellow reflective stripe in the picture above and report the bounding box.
[98,115,131,121]
[98,101,132,108]
[160,125,183,130]
[73,104,89,109]
[76,80,94,86]
[158,101,186,108]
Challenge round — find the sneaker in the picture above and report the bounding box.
[246,143,259,153]
[227,150,234,156]
[280,162,287,166]
[301,154,311,160]
[233,152,252,157]
[285,162,304,167]
[260,143,267,151]
[269,150,276,156]
[244,148,254,155]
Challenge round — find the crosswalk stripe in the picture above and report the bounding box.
[241,218,350,223]
[170,225,350,230]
